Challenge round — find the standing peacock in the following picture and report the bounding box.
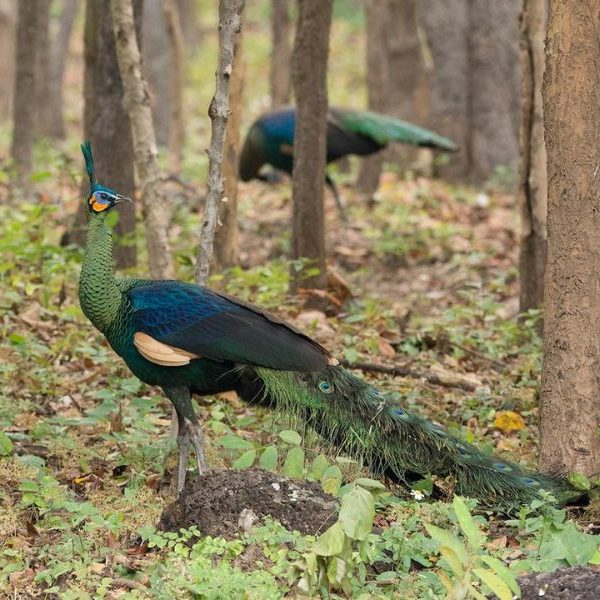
[239,106,458,216]
[79,142,579,510]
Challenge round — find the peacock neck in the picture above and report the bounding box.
[79,212,122,332]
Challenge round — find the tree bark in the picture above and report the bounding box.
[164,0,186,173]
[177,0,202,52]
[12,0,40,182]
[112,0,175,280]
[270,0,292,109]
[0,0,15,123]
[540,0,600,476]
[81,0,140,268]
[289,0,333,293]
[357,0,390,199]
[518,0,547,312]
[33,0,52,139]
[44,0,78,140]
[214,25,244,271]
[195,0,246,286]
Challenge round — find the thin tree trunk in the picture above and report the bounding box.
[112,0,175,280]
[270,0,292,109]
[34,0,52,139]
[82,0,140,269]
[12,0,39,182]
[214,26,244,271]
[164,0,185,173]
[45,0,78,140]
[289,0,333,293]
[540,0,600,476]
[357,0,389,199]
[518,0,547,312]
[0,1,15,123]
[177,0,201,52]
[195,0,246,286]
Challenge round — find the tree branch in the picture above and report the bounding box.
[195,0,245,286]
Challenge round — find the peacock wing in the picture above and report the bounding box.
[127,281,335,371]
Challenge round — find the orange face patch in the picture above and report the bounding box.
[89,192,110,212]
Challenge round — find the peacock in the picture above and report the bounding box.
[238,106,458,216]
[79,141,580,511]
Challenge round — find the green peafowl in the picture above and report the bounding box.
[238,106,458,216]
[79,141,580,510]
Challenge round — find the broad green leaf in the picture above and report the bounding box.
[480,556,520,596]
[569,472,591,491]
[279,430,302,445]
[327,556,347,586]
[283,447,305,479]
[259,445,278,471]
[232,449,256,470]
[589,549,600,565]
[339,486,374,541]
[219,435,254,450]
[355,477,386,491]
[321,465,343,495]
[453,496,483,547]
[309,454,329,480]
[439,546,464,578]
[473,568,513,600]
[425,524,468,566]
[0,431,14,456]
[312,521,345,556]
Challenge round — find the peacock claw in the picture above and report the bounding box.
[172,418,208,497]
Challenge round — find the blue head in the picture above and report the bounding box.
[81,141,131,214]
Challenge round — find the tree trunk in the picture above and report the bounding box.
[82,0,140,269]
[356,0,390,199]
[142,1,170,146]
[45,0,78,140]
[195,0,246,286]
[0,0,15,123]
[289,0,333,293]
[12,0,40,182]
[164,0,186,173]
[518,0,547,312]
[270,0,292,109]
[214,25,244,271]
[112,0,175,280]
[468,0,521,183]
[33,0,52,139]
[177,0,202,52]
[540,0,600,476]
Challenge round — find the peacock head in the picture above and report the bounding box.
[81,141,131,214]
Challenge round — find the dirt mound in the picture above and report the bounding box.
[515,566,600,600]
[159,468,339,539]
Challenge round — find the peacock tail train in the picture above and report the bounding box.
[236,365,581,511]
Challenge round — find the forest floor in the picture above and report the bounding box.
[2,165,600,599]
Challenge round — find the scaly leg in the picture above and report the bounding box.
[164,387,207,495]
[326,174,348,222]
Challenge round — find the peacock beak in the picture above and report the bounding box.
[114,194,133,205]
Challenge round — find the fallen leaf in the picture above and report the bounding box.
[377,339,395,358]
[494,411,525,432]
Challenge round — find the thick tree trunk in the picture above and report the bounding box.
[164,0,186,173]
[195,0,245,286]
[112,0,175,280]
[356,0,389,199]
[518,0,547,312]
[177,0,202,52]
[33,0,52,139]
[540,1,600,476]
[289,0,333,293]
[82,0,140,269]
[142,2,170,146]
[468,0,521,183]
[270,0,292,109]
[214,27,244,271]
[45,0,78,140]
[0,1,15,123]
[12,1,39,182]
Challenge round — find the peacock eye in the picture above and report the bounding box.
[100,193,108,201]
[319,381,333,394]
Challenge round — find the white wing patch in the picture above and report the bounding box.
[134,332,199,367]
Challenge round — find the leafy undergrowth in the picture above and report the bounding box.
[2,165,600,599]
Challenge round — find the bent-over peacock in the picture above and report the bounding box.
[78,142,579,511]
[239,106,458,216]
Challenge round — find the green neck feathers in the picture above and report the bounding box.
[79,212,122,331]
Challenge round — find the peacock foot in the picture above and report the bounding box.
[172,418,207,496]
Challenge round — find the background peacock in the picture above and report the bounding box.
[79,141,579,511]
[238,106,458,216]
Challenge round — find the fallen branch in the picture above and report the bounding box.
[339,359,480,392]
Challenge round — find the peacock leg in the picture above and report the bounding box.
[326,174,348,222]
[164,387,207,495]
